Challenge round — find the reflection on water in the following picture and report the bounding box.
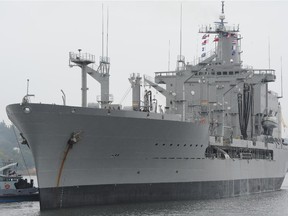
[2,174,288,216]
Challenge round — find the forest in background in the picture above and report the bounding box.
[0,121,35,173]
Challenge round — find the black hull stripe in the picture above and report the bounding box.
[39,177,284,210]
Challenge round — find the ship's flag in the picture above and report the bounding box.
[202,34,210,39]
[213,37,219,42]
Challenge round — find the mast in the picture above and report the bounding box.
[106,7,109,58]
[97,4,111,106]
[69,5,111,108]
[221,1,225,24]
[26,79,29,96]
[22,78,35,104]
[177,3,185,71]
[179,3,182,59]
[168,40,171,71]
[199,0,240,65]
[69,49,95,107]
[280,56,283,98]
[102,4,104,58]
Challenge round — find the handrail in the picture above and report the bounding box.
[199,24,239,33]
[250,69,275,75]
[69,52,95,63]
[155,72,177,77]
[188,49,216,66]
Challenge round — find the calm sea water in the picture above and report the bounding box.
[1,174,288,216]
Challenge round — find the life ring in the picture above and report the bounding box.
[4,184,10,189]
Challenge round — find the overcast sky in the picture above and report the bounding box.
[1,0,287,137]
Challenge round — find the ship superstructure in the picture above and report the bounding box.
[6,2,288,210]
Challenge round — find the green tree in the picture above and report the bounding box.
[0,121,35,172]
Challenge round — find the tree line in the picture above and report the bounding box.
[0,121,35,172]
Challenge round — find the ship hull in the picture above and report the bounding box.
[40,177,284,209]
[6,103,288,210]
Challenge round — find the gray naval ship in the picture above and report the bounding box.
[6,2,288,210]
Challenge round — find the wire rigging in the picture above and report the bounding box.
[12,125,31,180]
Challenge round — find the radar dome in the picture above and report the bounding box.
[219,14,225,20]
